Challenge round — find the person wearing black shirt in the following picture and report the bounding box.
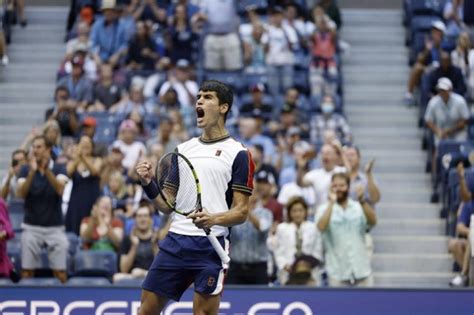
[240,84,273,122]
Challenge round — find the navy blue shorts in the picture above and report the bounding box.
[142,232,227,301]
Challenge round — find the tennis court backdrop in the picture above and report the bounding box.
[0,286,473,315]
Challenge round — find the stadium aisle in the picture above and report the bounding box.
[342,8,453,287]
[0,6,67,178]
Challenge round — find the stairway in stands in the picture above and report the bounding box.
[342,9,453,287]
[0,6,67,177]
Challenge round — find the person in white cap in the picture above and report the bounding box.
[404,20,448,105]
[425,77,470,201]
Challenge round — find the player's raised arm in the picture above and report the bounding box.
[136,160,173,215]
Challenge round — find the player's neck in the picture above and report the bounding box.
[200,125,229,143]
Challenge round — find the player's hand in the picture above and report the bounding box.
[135,160,153,185]
[187,208,215,229]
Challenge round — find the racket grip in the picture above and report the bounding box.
[206,233,231,264]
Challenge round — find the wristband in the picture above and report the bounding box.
[142,179,159,199]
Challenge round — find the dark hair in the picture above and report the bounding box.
[345,145,360,158]
[11,149,27,159]
[331,172,351,187]
[136,199,154,217]
[54,86,70,99]
[253,144,264,154]
[286,196,308,222]
[199,80,233,122]
[32,135,53,149]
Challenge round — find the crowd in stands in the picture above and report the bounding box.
[403,0,474,286]
[0,0,382,288]
[0,0,27,65]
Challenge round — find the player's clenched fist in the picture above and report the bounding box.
[135,160,153,185]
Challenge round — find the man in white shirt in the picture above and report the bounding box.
[158,59,199,108]
[261,6,298,96]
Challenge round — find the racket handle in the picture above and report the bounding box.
[206,233,231,264]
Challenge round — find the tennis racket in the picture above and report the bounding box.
[154,152,231,264]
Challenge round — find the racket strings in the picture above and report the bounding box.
[156,154,199,215]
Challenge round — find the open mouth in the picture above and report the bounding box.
[196,107,205,118]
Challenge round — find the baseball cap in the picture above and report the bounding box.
[82,116,97,127]
[101,0,117,10]
[287,126,301,137]
[250,83,265,93]
[79,6,94,24]
[119,119,138,132]
[255,170,276,185]
[436,77,453,91]
[176,59,190,69]
[431,20,446,33]
[71,55,85,67]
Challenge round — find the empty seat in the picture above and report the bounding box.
[18,277,62,286]
[68,276,111,286]
[74,250,118,279]
[114,278,144,287]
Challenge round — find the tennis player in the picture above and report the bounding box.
[135,80,255,315]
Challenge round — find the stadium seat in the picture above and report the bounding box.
[68,276,112,286]
[0,278,14,285]
[66,232,80,257]
[74,251,118,279]
[205,71,246,94]
[18,278,63,286]
[113,278,144,287]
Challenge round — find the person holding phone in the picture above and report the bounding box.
[1,149,27,202]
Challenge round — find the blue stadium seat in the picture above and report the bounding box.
[243,73,268,90]
[113,278,144,287]
[66,232,79,256]
[18,278,63,286]
[68,276,111,286]
[74,251,118,279]
[0,278,14,285]
[7,248,21,274]
[205,71,246,94]
[293,69,309,94]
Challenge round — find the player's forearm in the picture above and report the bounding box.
[213,206,248,227]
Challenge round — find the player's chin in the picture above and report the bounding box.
[196,117,205,128]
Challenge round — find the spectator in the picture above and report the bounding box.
[146,117,181,154]
[166,3,199,64]
[103,170,131,217]
[158,59,198,108]
[451,32,474,99]
[242,22,267,74]
[274,196,322,285]
[113,203,159,282]
[127,21,160,72]
[112,120,147,170]
[344,146,381,205]
[262,6,297,96]
[425,77,470,145]
[101,147,129,188]
[78,116,108,157]
[239,117,276,164]
[443,0,464,42]
[428,52,466,96]
[90,0,129,68]
[113,77,148,116]
[316,173,377,287]
[42,120,63,160]
[0,25,8,66]
[167,0,199,22]
[405,21,448,104]
[254,169,283,223]
[62,43,98,82]
[1,149,27,202]
[301,143,348,210]
[240,84,273,122]
[319,0,342,30]
[286,255,320,286]
[310,95,352,145]
[91,63,125,112]
[249,144,279,187]
[46,87,80,138]
[309,9,338,97]
[155,87,181,116]
[227,194,273,284]
[65,136,102,235]
[80,195,124,251]
[448,203,472,287]
[131,0,167,25]
[57,55,94,112]
[0,198,14,280]
[65,21,92,59]
[195,0,243,71]
[16,136,69,283]
[284,3,313,45]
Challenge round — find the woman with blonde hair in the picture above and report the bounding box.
[103,171,132,217]
[451,32,474,99]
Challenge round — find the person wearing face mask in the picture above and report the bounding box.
[310,95,352,145]
[316,173,377,287]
